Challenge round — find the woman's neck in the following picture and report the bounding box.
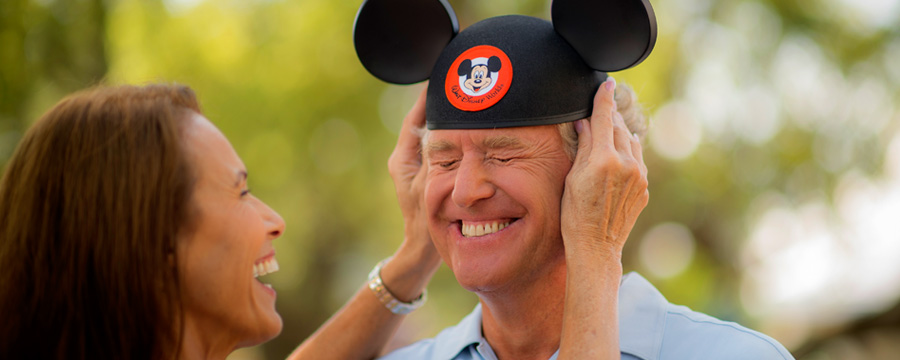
[178,316,239,360]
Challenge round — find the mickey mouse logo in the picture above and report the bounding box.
[445,45,513,112]
[459,56,500,95]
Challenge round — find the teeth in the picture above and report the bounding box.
[461,221,511,238]
[253,257,280,278]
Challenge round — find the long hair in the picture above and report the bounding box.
[0,84,201,359]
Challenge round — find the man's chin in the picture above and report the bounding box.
[450,264,513,294]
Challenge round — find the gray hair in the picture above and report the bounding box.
[557,82,647,160]
[419,82,647,161]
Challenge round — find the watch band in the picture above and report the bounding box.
[367,257,427,315]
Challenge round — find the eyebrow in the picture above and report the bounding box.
[423,135,529,158]
[482,135,528,150]
[424,140,457,158]
[235,170,248,187]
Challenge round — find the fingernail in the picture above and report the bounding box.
[633,132,640,141]
[574,119,583,133]
[604,76,617,92]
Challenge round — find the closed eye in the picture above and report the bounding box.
[438,160,459,168]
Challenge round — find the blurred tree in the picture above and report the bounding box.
[0,0,107,165]
[2,0,899,359]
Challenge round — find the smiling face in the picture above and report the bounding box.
[423,125,573,293]
[177,113,286,349]
[464,64,493,92]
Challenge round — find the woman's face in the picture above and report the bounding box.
[177,113,286,349]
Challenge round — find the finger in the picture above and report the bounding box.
[590,77,617,153]
[631,133,647,178]
[389,85,428,181]
[612,111,633,157]
[572,119,592,167]
[395,85,428,154]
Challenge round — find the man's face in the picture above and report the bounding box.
[423,125,573,293]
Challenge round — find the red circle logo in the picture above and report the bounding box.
[444,45,513,112]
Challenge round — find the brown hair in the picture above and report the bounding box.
[0,84,201,359]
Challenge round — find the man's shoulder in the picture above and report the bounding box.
[378,305,483,360]
[658,303,794,359]
[620,272,794,359]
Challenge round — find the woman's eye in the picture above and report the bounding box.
[241,189,252,197]
[493,157,513,163]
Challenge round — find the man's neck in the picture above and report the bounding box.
[477,255,568,360]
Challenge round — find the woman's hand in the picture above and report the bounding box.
[381,86,441,302]
[557,78,649,360]
[288,87,440,360]
[561,77,649,259]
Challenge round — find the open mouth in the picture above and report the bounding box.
[253,254,279,289]
[460,219,518,238]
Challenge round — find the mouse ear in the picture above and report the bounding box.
[354,0,459,84]
[552,0,657,72]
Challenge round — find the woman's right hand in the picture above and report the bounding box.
[382,86,441,301]
[288,87,439,360]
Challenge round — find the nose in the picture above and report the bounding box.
[451,157,495,208]
[259,200,286,240]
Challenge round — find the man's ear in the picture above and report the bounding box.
[551,0,657,72]
[354,0,459,84]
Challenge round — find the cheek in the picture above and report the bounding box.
[424,173,452,215]
[499,167,567,212]
[178,206,261,283]
[423,174,457,253]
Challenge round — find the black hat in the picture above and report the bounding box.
[353,0,657,130]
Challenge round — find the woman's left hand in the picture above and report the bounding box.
[560,78,649,259]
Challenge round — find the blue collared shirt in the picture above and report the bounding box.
[379,272,794,360]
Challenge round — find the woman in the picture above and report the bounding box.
[0,83,646,359]
[0,84,239,358]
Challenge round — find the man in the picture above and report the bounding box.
[381,78,793,359]
[356,12,792,359]
[353,1,795,359]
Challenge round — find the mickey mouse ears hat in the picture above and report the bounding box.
[354,0,657,130]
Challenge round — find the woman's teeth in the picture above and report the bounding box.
[253,257,279,278]
[461,221,510,237]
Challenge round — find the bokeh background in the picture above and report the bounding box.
[2,0,900,358]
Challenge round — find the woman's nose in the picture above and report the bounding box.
[260,201,285,239]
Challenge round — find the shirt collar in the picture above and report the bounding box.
[618,272,668,360]
[431,302,486,359]
[431,272,668,360]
